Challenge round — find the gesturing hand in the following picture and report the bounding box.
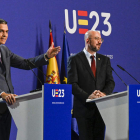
[45,42,61,59]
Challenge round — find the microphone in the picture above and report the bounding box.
[26,59,48,78]
[117,65,125,71]
[24,59,43,92]
[111,66,127,87]
[117,64,140,84]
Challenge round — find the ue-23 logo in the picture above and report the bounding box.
[52,89,65,97]
[137,89,140,97]
[65,9,112,36]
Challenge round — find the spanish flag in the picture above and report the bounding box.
[46,21,60,84]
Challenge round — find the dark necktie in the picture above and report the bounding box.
[0,49,2,63]
[91,56,96,77]
[0,49,6,76]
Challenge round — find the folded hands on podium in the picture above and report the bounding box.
[88,90,106,99]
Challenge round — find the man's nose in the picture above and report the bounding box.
[3,32,7,37]
[98,39,102,44]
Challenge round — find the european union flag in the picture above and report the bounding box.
[60,31,70,84]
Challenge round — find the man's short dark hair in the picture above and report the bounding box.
[0,19,7,24]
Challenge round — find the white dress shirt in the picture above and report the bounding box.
[83,48,96,67]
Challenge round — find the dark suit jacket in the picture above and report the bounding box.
[0,45,48,113]
[67,51,115,118]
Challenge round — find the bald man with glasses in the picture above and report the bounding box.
[68,30,115,140]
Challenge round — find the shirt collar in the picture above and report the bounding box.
[83,48,96,59]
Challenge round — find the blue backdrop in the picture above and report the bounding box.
[0,0,140,139]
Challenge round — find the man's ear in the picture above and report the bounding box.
[86,38,90,44]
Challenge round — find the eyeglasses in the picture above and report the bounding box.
[90,37,104,42]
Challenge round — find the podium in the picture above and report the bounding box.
[0,84,72,140]
[1,85,136,140]
[129,85,140,140]
[86,91,128,140]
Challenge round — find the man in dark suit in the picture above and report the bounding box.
[67,30,115,140]
[0,18,60,140]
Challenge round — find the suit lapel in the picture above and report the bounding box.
[96,53,102,80]
[0,46,8,78]
[78,51,95,80]
[0,47,6,67]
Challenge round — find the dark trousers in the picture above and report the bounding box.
[76,108,105,140]
[0,109,11,140]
